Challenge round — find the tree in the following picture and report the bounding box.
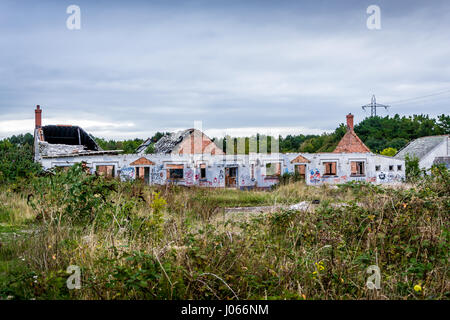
[380,147,397,157]
[405,154,421,182]
[0,138,41,184]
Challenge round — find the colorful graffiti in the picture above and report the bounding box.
[151,165,164,184]
[185,168,194,186]
[309,168,321,184]
[119,167,135,181]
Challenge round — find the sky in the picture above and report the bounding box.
[0,0,449,140]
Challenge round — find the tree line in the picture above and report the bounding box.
[90,114,450,155]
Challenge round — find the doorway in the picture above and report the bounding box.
[225,166,238,187]
[294,164,306,180]
[136,166,151,184]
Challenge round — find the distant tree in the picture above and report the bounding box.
[145,144,155,154]
[380,147,397,157]
[387,138,408,150]
[8,133,34,147]
[437,114,450,134]
[151,132,167,143]
[0,137,41,184]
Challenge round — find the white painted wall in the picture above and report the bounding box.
[419,138,449,170]
[38,151,405,188]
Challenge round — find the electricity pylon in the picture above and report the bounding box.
[361,95,390,117]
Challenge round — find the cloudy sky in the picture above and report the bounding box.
[1,0,449,139]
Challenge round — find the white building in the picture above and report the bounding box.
[394,135,450,170]
[33,106,405,188]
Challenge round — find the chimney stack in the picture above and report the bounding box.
[35,105,42,128]
[346,113,354,131]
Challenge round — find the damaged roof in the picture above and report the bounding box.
[37,125,122,158]
[395,135,448,160]
[154,129,196,154]
[42,125,100,151]
[135,138,152,154]
[152,128,223,154]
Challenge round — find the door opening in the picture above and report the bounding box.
[225,166,238,187]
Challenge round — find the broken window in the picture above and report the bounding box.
[167,164,184,180]
[323,162,337,176]
[389,165,394,171]
[375,165,381,171]
[168,169,183,179]
[350,161,365,176]
[265,162,281,176]
[199,164,206,179]
[397,165,402,171]
[96,165,115,178]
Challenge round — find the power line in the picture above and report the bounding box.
[385,88,450,105]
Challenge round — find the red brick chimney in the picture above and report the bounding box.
[346,113,354,131]
[35,105,42,128]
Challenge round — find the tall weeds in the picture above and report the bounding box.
[0,164,448,300]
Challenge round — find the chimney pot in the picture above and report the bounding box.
[346,113,354,131]
[35,105,42,128]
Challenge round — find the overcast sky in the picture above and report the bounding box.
[1,0,449,139]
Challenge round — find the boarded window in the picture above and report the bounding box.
[96,165,115,178]
[266,163,281,176]
[251,164,255,179]
[323,162,337,176]
[350,161,365,176]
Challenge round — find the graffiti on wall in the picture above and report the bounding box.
[151,165,165,184]
[377,171,403,183]
[120,167,135,181]
[240,173,251,186]
[310,168,321,184]
[185,168,194,186]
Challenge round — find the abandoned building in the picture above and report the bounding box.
[33,106,406,188]
[394,135,450,170]
[136,128,225,155]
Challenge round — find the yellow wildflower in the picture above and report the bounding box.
[315,261,325,271]
[414,284,422,293]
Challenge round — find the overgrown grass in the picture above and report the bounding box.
[0,164,448,300]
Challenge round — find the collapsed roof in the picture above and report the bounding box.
[150,128,224,155]
[36,125,121,158]
[41,125,100,151]
[154,129,194,154]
